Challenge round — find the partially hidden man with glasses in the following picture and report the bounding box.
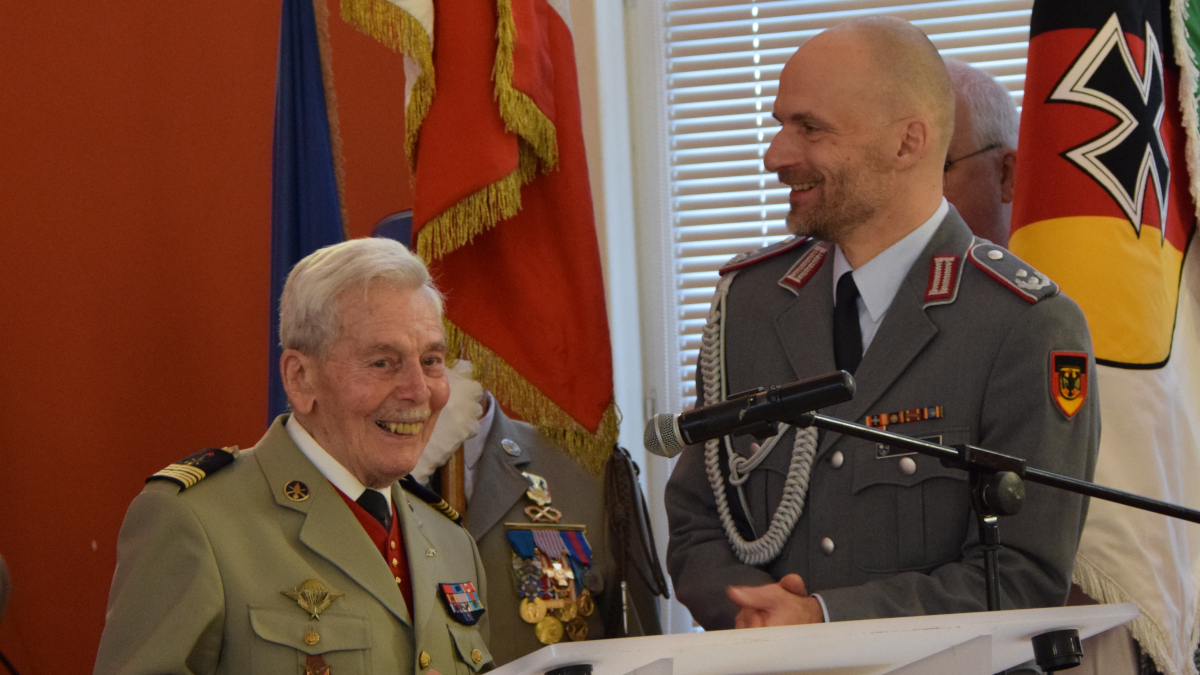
[664,16,1100,636]
[942,59,1021,246]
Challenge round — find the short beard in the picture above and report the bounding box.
[782,157,890,245]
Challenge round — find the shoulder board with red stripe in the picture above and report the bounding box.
[719,236,812,276]
[778,242,830,294]
[968,243,1059,304]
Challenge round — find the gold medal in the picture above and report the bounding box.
[565,617,588,642]
[557,599,578,622]
[535,616,564,645]
[519,597,547,624]
[577,589,595,617]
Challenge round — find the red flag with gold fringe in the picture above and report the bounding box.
[344,0,618,474]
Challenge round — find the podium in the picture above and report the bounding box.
[490,604,1138,675]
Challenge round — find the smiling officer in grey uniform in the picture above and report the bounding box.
[665,17,1099,631]
[95,238,492,674]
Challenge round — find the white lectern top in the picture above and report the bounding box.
[490,603,1138,675]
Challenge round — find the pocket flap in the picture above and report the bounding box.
[851,429,970,494]
[249,607,371,655]
[447,623,491,672]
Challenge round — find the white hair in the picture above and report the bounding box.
[279,237,443,358]
[945,59,1020,149]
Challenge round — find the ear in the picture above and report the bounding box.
[280,349,319,414]
[999,149,1017,204]
[895,117,931,169]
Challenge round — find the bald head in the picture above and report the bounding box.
[764,17,956,266]
[820,17,956,158]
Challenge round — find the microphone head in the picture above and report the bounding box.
[644,413,685,458]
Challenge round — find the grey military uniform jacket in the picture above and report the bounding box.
[95,415,492,675]
[465,408,660,665]
[666,210,1100,630]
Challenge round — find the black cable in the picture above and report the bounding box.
[0,647,21,675]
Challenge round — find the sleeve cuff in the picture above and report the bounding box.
[811,593,831,623]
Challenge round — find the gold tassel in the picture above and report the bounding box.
[340,0,435,168]
[313,0,351,237]
[447,319,621,476]
[492,0,558,171]
[415,143,538,261]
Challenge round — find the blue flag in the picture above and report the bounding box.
[268,0,343,421]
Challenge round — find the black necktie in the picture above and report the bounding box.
[356,489,392,531]
[833,272,863,375]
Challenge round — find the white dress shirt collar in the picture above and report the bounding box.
[831,198,949,351]
[462,392,498,503]
[286,414,392,511]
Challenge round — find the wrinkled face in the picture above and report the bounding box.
[943,93,1011,245]
[307,285,450,488]
[764,34,897,243]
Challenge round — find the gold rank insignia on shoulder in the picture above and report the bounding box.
[864,406,943,431]
[146,446,237,490]
[282,579,344,620]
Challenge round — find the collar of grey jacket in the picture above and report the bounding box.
[464,409,533,540]
[769,209,974,457]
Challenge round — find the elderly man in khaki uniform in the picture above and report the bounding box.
[95,238,492,675]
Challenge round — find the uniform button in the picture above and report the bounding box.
[391,557,399,567]
[394,576,402,584]
[988,249,1004,260]
[830,451,844,469]
[419,651,431,669]
[471,648,483,664]
[821,537,835,555]
[390,540,397,550]
[303,630,320,645]
[899,457,917,475]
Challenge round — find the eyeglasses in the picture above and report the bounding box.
[944,143,1002,173]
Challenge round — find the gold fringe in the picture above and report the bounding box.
[340,0,435,168]
[415,142,539,261]
[447,319,620,476]
[313,0,350,237]
[492,0,558,171]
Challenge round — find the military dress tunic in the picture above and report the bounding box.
[665,209,1101,630]
[94,415,493,675]
[464,407,661,665]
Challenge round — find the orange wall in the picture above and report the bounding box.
[0,2,410,672]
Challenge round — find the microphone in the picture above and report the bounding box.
[643,371,855,458]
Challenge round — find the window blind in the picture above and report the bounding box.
[666,0,1034,407]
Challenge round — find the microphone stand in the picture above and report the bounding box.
[789,412,1200,613]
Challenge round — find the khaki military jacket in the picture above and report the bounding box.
[666,209,1100,629]
[95,416,492,675]
[464,409,660,665]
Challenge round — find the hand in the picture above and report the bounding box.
[726,574,824,628]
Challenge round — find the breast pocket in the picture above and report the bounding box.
[249,607,371,675]
[848,428,971,574]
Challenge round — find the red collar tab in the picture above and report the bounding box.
[924,255,960,304]
[778,242,830,294]
[719,236,812,276]
[968,243,1059,304]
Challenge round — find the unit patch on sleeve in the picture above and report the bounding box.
[147,446,237,489]
[1050,351,1088,418]
[968,243,1059,303]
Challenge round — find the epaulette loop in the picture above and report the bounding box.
[968,243,1059,304]
[400,475,463,525]
[719,236,812,276]
[147,447,237,490]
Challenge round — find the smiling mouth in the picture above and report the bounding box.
[789,181,819,191]
[375,420,425,435]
